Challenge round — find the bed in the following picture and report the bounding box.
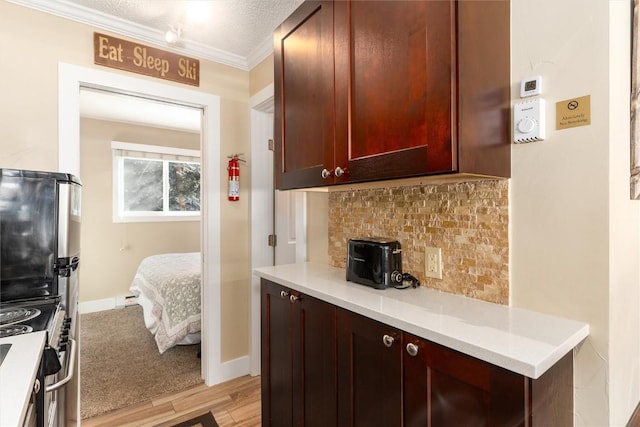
[129,252,201,353]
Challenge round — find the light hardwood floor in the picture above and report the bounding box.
[81,375,261,427]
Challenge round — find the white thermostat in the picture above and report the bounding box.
[520,75,542,98]
[513,98,545,143]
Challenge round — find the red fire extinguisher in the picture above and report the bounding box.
[227,154,244,201]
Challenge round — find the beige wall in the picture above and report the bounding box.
[609,2,640,423]
[249,54,274,96]
[307,192,329,264]
[0,1,251,363]
[511,0,640,425]
[79,118,201,302]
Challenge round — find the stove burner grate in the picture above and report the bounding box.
[0,324,34,338]
[0,307,41,326]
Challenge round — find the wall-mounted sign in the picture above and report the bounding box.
[556,95,591,130]
[93,32,199,87]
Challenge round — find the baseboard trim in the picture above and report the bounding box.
[208,355,250,385]
[79,296,139,314]
[79,298,116,314]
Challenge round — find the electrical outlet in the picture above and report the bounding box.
[424,247,443,279]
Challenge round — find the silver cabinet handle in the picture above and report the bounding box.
[46,338,76,393]
[321,168,332,179]
[406,343,419,357]
[334,166,345,177]
[33,378,41,394]
[382,334,395,348]
[280,290,289,299]
[289,294,299,303]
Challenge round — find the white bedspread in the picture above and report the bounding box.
[129,252,201,353]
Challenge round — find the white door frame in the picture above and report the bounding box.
[248,84,307,375]
[58,62,226,385]
[249,84,275,375]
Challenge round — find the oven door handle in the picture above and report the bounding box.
[45,338,76,393]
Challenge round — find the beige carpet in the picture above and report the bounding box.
[80,305,203,419]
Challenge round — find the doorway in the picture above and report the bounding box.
[57,63,226,386]
[77,87,203,418]
[249,84,304,374]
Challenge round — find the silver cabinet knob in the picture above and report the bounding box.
[334,166,345,177]
[406,343,419,357]
[280,290,289,299]
[321,168,332,179]
[289,294,299,303]
[382,334,395,348]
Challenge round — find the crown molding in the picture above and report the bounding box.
[7,0,251,71]
[247,34,274,70]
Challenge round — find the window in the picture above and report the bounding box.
[112,141,201,222]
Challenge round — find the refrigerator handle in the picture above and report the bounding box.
[56,256,79,276]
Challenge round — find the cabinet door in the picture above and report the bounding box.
[291,292,338,426]
[274,1,336,189]
[334,0,456,183]
[261,281,294,427]
[337,309,402,427]
[403,334,526,427]
[457,0,511,177]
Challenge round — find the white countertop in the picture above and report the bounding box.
[254,262,589,379]
[0,331,47,427]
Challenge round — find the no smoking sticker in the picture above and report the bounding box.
[556,95,591,130]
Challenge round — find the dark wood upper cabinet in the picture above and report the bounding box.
[334,0,456,183]
[456,0,511,177]
[274,1,335,189]
[274,0,510,190]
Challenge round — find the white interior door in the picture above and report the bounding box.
[250,105,275,269]
[249,85,307,375]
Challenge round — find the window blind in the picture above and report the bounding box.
[111,141,200,163]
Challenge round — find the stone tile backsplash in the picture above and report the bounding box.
[328,180,509,304]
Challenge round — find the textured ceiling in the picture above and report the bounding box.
[65,0,300,57]
[9,0,297,130]
[10,0,303,69]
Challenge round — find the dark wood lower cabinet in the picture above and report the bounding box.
[261,279,573,427]
[261,281,294,426]
[403,332,526,427]
[337,309,403,427]
[337,311,525,427]
[261,280,337,427]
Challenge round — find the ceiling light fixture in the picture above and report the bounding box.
[165,24,182,44]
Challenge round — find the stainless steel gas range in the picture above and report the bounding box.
[0,169,81,427]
